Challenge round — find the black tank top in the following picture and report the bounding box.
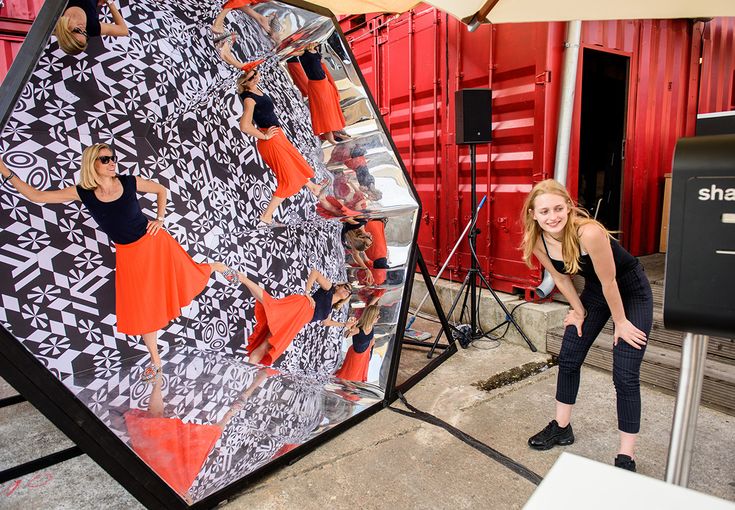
[310,287,335,322]
[67,0,101,37]
[351,328,374,353]
[238,91,280,128]
[299,51,326,81]
[541,232,637,281]
[76,175,148,244]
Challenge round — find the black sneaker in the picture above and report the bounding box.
[614,454,637,472]
[528,420,575,450]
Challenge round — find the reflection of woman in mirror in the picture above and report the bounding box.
[286,56,309,99]
[334,305,380,382]
[343,221,374,272]
[54,0,129,56]
[235,269,356,365]
[212,0,278,39]
[0,145,230,381]
[219,45,325,227]
[297,43,350,145]
[124,368,271,501]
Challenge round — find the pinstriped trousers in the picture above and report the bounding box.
[555,263,653,434]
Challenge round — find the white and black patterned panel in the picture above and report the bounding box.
[0,0,345,382]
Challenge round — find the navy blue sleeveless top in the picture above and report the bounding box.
[352,328,374,354]
[299,51,326,81]
[541,232,637,281]
[67,0,101,37]
[76,175,148,245]
[239,91,280,128]
[310,287,335,322]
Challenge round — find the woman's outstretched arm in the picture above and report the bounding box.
[1,156,80,204]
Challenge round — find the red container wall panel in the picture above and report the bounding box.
[625,20,694,255]
[453,22,555,291]
[1,35,25,78]
[699,17,735,113]
[0,0,43,22]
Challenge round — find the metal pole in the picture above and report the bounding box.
[665,332,709,487]
[469,144,478,336]
[553,20,582,185]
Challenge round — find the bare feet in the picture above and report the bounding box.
[306,178,329,197]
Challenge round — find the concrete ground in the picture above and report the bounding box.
[1,317,733,509]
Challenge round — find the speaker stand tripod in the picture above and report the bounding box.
[427,144,537,358]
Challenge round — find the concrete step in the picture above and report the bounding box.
[581,320,735,366]
[547,328,735,415]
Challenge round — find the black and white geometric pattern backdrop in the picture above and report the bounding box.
[0,0,363,387]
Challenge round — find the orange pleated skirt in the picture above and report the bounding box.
[257,128,314,199]
[364,220,388,261]
[334,343,373,382]
[124,409,222,496]
[115,231,210,335]
[287,61,309,99]
[223,0,265,9]
[245,291,314,366]
[307,76,346,135]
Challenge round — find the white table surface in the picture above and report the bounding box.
[524,452,735,510]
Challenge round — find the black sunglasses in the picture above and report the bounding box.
[97,155,118,164]
[246,70,259,82]
[72,27,88,38]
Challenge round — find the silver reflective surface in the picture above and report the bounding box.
[0,0,418,503]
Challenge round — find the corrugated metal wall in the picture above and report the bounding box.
[341,13,735,294]
[0,0,42,79]
[699,17,735,113]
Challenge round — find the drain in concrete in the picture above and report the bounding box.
[473,358,557,392]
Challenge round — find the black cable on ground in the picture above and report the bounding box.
[389,392,543,486]
[0,395,26,409]
[0,446,83,484]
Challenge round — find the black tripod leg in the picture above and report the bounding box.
[417,251,460,359]
[426,274,470,358]
[476,271,538,352]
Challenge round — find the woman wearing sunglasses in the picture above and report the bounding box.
[220,42,326,228]
[54,0,129,56]
[0,145,232,381]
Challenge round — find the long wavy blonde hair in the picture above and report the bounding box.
[356,304,380,331]
[520,179,611,274]
[78,143,112,190]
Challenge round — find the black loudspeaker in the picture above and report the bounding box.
[455,88,492,144]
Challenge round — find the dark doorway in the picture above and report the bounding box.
[578,49,629,232]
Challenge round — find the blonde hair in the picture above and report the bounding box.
[332,283,352,310]
[356,305,380,331]
[345,229,373,251]
[54,16,88,56]
[78,143,112,190]
[520,179,611,274]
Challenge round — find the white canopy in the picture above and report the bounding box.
[311,0,735,25]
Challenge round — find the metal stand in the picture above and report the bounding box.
[665,332,709,487]
[427,144,536,357]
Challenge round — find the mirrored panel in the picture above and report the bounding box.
[0,0,418,504]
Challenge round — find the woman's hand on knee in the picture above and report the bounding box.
[613,319,647,349]
[563,308,585,336]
